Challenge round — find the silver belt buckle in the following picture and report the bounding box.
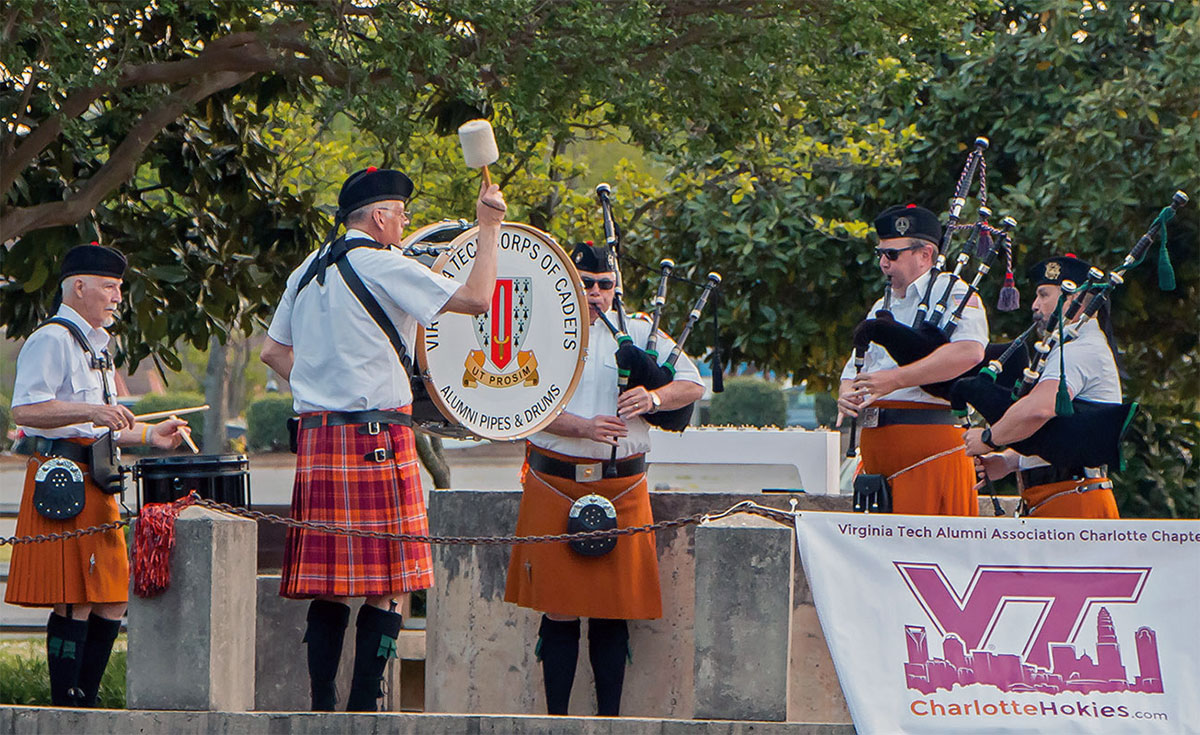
[1083,466,1106,479]
[575,462,603,482]
[859,406,880,429]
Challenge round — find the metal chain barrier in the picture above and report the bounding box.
[0,495,797,548]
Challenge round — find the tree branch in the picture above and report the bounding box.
[1,70,255,242]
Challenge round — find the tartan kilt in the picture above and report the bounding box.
[279,409,433,599]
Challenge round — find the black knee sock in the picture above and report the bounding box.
[76,614,122,707]
[536,615,580,715]
[46,613,88,707]
[304,600,351,711]
[588,618,629,717]
[346,604,402,712]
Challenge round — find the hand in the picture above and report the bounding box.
[148,418,190,450]
[476,181,506,227]
[962,427,992,457]
[972,452,1015,489]
[617,387,654,421]
[835,388,868,425]
[851,368,903,403]
[91,404,135,432]
[585,415,628,447]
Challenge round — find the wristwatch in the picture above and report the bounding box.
[980,427,1004,451]
[648,391,661,413]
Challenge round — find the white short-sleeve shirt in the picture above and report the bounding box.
[839,269,989,405]
[267,229,461,413]
[529,312,704,460]
[12,304,118,439]
[1018,318,1122,469]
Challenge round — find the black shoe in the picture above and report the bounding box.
[588,618,629,717]
[76,614,122,707]
[537,615,580,715]
[345,604,402,712]
[304,600,351,711]
[47,613,88,707]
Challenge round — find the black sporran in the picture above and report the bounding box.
[33,458,87,520]
[566,493,618,557]
[853,473,893,513]
[88,431,125,494]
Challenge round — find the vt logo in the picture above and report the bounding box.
[465,279,539,388]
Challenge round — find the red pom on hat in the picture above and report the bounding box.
[585,240,594,246]
[906,203,917,208]
[1064,253,1077,258]
[366,166,378,173]
[90,240,99,245]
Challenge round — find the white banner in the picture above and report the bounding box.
[796,511,1200,734]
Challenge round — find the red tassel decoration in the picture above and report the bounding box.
[132,494,198,598]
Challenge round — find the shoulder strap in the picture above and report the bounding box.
[36,317,115,405]
[297,237,386,294]
[334,256,413,376]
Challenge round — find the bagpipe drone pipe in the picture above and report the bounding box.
[594,184,719,434]
[950,190,1189,470]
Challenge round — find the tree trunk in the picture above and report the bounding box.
[414,432,451,488]
[203,336,231,453]
[226,337,251,418]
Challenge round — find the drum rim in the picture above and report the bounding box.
[399,219,474,250]
[416,221,588,441]
[134,454,249,465]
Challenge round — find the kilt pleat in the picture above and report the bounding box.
[280,409,433,599]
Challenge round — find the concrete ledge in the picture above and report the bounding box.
[0,706,856,734]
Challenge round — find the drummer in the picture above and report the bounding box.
[7,243,188,707]
[503,241,704,717]
[261,168,506,711]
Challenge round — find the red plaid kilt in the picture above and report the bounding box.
[279,408,433,599]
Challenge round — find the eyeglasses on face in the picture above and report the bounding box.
[581,277,616,290]
[874,244,924,261]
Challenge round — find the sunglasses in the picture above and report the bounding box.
[875,244,925,261]
[581,277,616,290]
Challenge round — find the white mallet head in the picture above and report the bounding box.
[458,119,499,170]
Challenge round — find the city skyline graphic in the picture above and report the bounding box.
[904,607,1165,696]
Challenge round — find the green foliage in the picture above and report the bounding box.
[246,394,296,452]
[0,392,12,451]
[0,640,125,708]
[709,377,787,428]
[131,392,206,438]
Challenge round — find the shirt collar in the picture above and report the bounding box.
[56,303,111,351]
[344,228,387,248]
[904,268,934,300]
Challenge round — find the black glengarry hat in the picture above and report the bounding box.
[60,242,127,280]
[571,241,613,272]
[336,167,414,220]
[874,204,942,246]
[1027,254,1092,287]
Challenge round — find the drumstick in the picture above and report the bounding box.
[134,404,209,422]
[458,119,499,188]
[170,414,200,454]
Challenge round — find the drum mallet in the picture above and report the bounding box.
[171,414,200,454]
[458,119,499,188]
[134,404,210,422]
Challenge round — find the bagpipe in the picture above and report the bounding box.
[950,190,1189,470]
[847,137,1022,455]
[592,184,720,436]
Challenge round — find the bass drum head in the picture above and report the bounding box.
[400,219,473,267]
[416,222,587,441]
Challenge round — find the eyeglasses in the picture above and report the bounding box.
[581,277,616,291]
[875,244,924,261]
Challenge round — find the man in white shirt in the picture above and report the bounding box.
[7,244,187,707]
[964,255,1122,518]
[836,204,988,515]
[261,167,505,711]
[503,242,704,716]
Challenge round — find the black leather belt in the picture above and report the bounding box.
[299,410,412,431]
[528,449,646,482]
[1019,464,1107,488]
[13,436,91,465]
[858,406,960,429]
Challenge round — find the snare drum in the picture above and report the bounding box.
[134,454,251,509]
[415,222,588,441]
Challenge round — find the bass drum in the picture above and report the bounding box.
[415,222,588,441]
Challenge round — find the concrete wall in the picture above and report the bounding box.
[0,706,856,735]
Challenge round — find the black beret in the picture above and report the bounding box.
[60,243,127,280]
[1027,255,1092,288]
[571,241,613,273]
[337,167,414,219]
[874,204,942,246]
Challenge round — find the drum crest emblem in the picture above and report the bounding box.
[465,277,539,388]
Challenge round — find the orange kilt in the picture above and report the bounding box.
[504,446,662,620]
[5,450,129,607]
[1020,478,1119,519]
[858,400,978,516]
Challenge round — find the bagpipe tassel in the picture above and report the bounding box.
[1157,230,1176,291]
[1053,305,1074,416]
[997,273,1020,311]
